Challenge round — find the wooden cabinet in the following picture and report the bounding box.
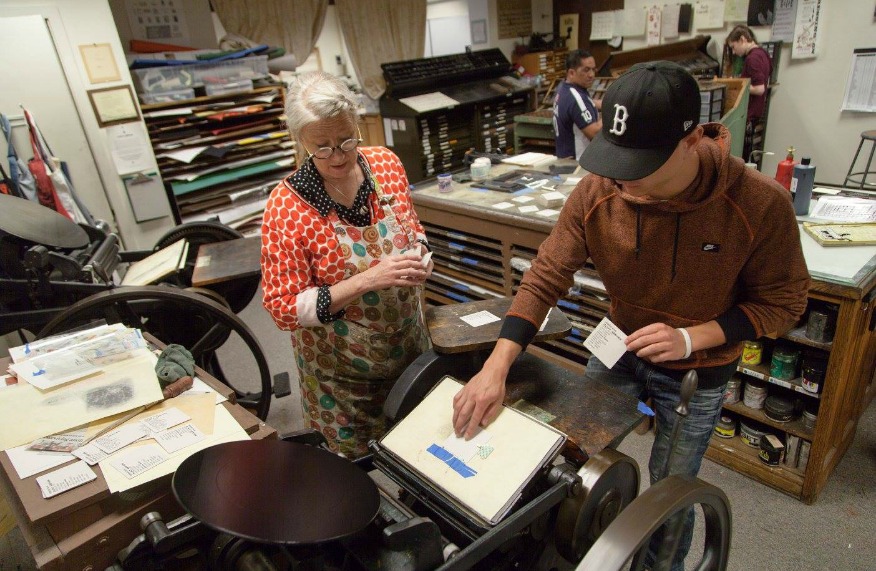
[411,170,876,503]
[141,84,294,232]
[359,113,386,148]
[706,275,876,503]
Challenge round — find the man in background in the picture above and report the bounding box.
[553,49,601,160]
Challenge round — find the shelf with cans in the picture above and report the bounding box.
[706,299,839,491]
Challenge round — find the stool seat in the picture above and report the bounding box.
[844,130,876,190]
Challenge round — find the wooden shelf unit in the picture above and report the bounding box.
[141,83,294,231]
[412,169,876,503]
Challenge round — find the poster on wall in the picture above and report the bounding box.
[771,0,797,42]
[497,0,531,40]
[792,0,823,59]
[748,0,776,25]
[841,48,876,112]
[661,5,681,40]
[126,0,189,42]
[695,0,726,31]
[590,11,615,41]
[646,5,662,46]
[560,13,580,49]
[724,0,749,22]
[622,7,647,37]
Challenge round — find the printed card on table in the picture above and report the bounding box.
[460,310,501,327]
[36,461,96,499]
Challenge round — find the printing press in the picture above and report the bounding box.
[108,302,732,571]
[0,193,273,418]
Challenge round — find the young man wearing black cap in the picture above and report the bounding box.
[452,61,809,569]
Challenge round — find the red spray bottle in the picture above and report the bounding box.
[775,147,797,192]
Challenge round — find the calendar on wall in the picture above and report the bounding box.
[126,0,190,42]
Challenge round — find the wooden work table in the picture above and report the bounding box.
[412,171,876,503]
[0,341,278,570]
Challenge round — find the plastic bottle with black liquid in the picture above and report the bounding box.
[792,157,816,216]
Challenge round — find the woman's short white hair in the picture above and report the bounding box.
[285,71,359,139]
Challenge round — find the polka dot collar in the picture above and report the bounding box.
[288,154,374,225]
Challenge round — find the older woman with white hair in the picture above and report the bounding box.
[261,71,433,457]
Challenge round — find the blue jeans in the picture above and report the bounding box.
[585,353,728,571]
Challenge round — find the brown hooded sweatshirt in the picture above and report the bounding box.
[501,123,810,387]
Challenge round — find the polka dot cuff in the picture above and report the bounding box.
[316,285,345,324]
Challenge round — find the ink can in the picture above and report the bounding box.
[759,433,785,466]
[723,378,742,404]
[713,415,736,438]
[770,347,799,381]
[743,379,767,410]
[801,360,826,394]
[741,341,763,366]
[740,420,767,448]
[764,395,796,423]
[805,310,830,343]
[437,173,453,193]
[802,409,817,431]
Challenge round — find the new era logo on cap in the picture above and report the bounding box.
[579,61,701,181]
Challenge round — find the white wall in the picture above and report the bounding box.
[2,1,175,250]
[621,1,876,184]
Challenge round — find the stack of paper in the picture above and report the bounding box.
[501,153,557,167]
[380,376,565,526]
[120,239,189,286]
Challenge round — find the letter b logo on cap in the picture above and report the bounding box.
[610,104,628,136]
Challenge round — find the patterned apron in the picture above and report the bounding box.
[292,168,430,458]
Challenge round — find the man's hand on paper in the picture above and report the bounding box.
[452,339,521,439]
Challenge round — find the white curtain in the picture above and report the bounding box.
[212,0,328,68]
[335,0,427,99]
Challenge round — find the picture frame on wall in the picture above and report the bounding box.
[471,19,487,45]
[87,85,141,128]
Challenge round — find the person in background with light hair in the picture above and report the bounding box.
[727,25,773,161]
[261,71,433,458]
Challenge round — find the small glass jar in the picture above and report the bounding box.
[741,341,763,366]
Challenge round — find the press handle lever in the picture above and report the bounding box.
[675,370,698,418]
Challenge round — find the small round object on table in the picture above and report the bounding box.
[172,440,379,545]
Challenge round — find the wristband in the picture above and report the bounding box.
[677,327,692,359]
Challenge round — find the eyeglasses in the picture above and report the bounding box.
[304,126,364,159]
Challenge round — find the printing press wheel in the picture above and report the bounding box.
[554,448,640,562]
[36,286,272,420]
[151,221,258,314]
[576,475,731,571]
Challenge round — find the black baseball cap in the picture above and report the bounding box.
[579,61,701,181]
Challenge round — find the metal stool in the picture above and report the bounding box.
[843,129,876,189]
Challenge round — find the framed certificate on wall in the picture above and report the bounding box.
[87,85,141,128]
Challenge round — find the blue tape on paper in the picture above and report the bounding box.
[448,241,465,250]
[638,401,655,416]
[451,283,470,291]
[32,368,46,376]
[557,299,580,311]
[461,257,479,266]
[427,444,478,478]
[24,344,31,355]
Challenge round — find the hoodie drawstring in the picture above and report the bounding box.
[671,213,681,282]
[635,205,641,259]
